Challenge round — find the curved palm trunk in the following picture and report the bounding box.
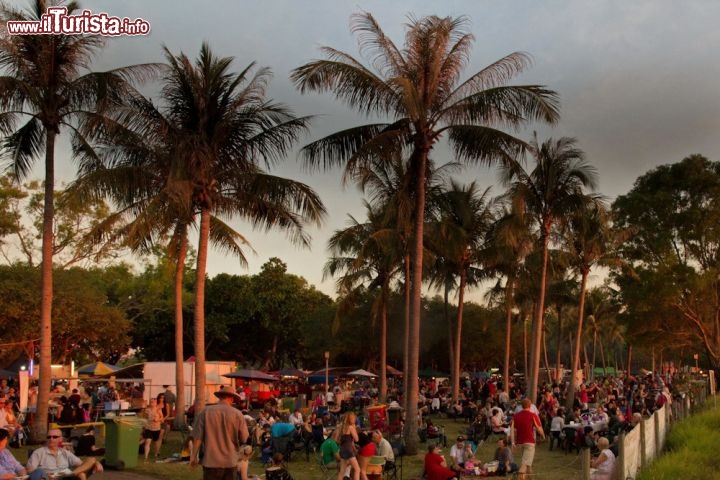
[528,230,551,403]
[503,279,515,395]
[379,292,388,403]
[453,272,467,401]
[193,208,210,413]
[566,268,588,410]
[34,129,56,442]
[174,235,188,428]
[404,149,428,455]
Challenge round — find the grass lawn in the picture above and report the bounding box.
[13,413,584,480]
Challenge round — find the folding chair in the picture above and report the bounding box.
[317,451,335,480]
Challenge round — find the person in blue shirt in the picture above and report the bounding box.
[0,428,27,478]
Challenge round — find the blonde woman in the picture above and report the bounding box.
[336,412,360,480]
[237,445,259,480]
[142,398,165,462]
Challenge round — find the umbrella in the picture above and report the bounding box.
[77,361,120,376]
[386,365,403,376]
[275,368,308,378]
[0,369,17,378]
[223,369,278,382]
[347,368,378,378]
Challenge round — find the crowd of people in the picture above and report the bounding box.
[0,366,697,480]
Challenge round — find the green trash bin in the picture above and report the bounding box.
[102,416,146,469]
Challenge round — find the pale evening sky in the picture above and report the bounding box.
[31,0,720,301]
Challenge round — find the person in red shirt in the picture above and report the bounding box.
[510,398,545,479]
[423,444,458,480]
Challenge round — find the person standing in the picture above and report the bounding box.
[163,385,177,417]
[510,398,545,479]
[142,398,165,462]
[191,388,249,480]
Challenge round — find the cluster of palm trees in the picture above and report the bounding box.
[1,2,619,453]
[291,13,617,453]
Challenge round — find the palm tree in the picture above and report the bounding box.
[325,202,401,402]
[563,198,613,409]
[292,13,559,452]
[500,135,597,402]
[0,0,153,439]
[428,180,494,400]
[76,42,326,413]
[485,203,534,392]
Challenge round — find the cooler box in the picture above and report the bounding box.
[368,404,387,431]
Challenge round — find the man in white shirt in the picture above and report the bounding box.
[372,430,395,464]
[27,429,102,480]
[449,435,468,473]
[289,408,304,427]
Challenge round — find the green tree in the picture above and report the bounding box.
[501,135,597,401]
[0,264,131,365]
[0,0,151,439]
[613,154,720,371]
[292,13,558,452]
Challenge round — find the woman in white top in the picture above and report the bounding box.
[591,437,616,480]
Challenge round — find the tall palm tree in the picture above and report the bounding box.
[0,0,153,439]
[501,135,597,402]
[563,198,613,409]
[163,43,327,412]
[76,42,326,412]
[428,180,494,400]
[485,203,534,391]
[292,13,559,452]
[325,202,401,402]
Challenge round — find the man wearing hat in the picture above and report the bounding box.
[190,387,249,480]
[448,435,469,473]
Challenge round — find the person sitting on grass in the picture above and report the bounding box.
[237,445,260,480]
[423,443,457,480]
[0,428,28,479]
[265,453,294,480]
[75,426,105,456]
[27,428,103,480]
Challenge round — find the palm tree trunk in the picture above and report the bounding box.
[34,129,56,442]
[600,336,607,373]
[542,326,551,385]
[404,149,428,455]
[503,278,515,397]
[174,235,188,429]
[566,268,589,411]
[445,282,455,390]
[453,272,467,401]
[403,254,410,411]
[555,305,563,383]
[523,313,528,381]
[529,231,551,403]
[193,208,210,413]
[379,289,388,403]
